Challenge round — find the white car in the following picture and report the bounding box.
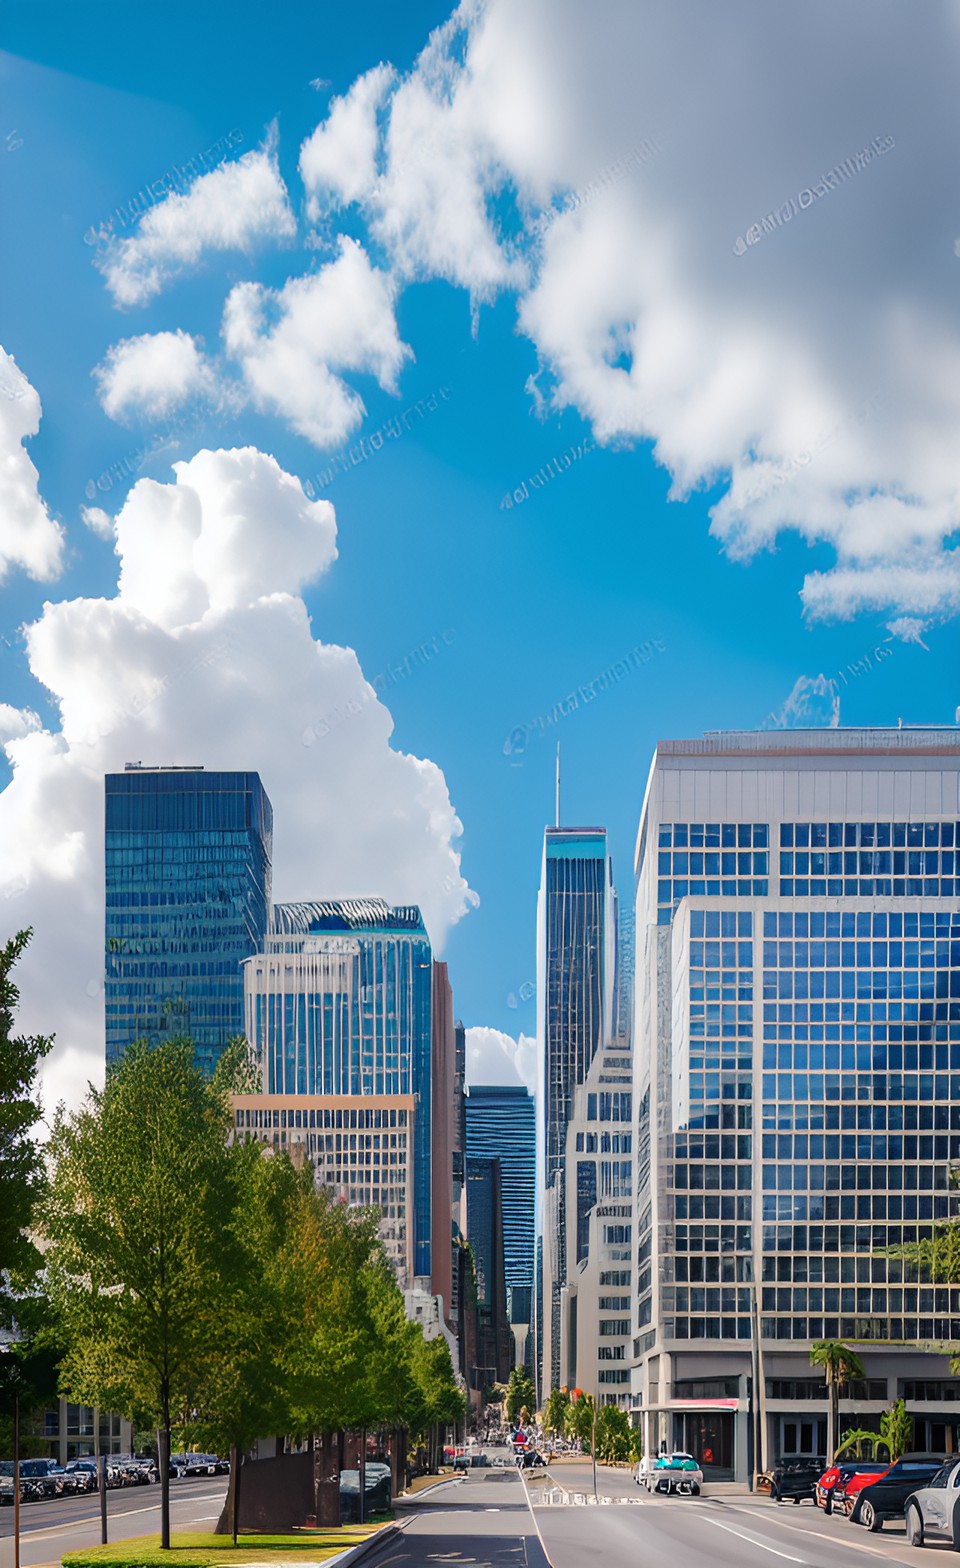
[904,1458,960,1546]
[637,1452,703,1495]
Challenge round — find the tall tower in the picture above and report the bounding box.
[104,765,272,1077]
[537,826,617,1393]
[466,1085,536,1370]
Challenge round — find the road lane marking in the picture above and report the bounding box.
[708,1518,804,1561]
[713,1505,905,1560]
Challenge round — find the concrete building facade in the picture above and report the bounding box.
[631,727,960,1481]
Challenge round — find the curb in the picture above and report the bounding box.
[325,1521,401,1568]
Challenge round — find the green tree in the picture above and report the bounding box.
[41,1039,240,1549]
[542,1386,570,1437]
[809,1340,866,1463]
[183,1143,311,1540]
[505,1365,536,1425]
[0,929,53,1324]
[836,1427,889,1461]
[594,1404,631,1462]
[565,1390,596,1452]
[880,1398,913,1462]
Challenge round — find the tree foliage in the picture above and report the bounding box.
[565,1390,596,1451]
[594,1404,632,1462]
[0,929,53,1323]
[541,1386,570,1437]
[504,1365,536,1424]
[810,1340,866,1462]
[880,1398,913,1462]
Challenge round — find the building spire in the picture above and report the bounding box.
[555,742,561,827]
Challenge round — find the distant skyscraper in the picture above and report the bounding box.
[465,1154,512,1385]
[243,897,433,1279]
[465,1085,536,1367]
[105,765,272,1077]
[537,826,617,1392]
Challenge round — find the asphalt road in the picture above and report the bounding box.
[523,1460,939,1568]
[0,1477,228,1568]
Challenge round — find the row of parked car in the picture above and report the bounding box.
[0,1453,229,1504]
[768,1450,960,1543]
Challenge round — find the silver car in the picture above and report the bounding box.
[904,1458,960,1547]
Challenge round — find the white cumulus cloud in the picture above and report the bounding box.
[96,139,297,308]
[0,445,476,1115]
[94,330,217,422]
[295,0,960,624]
[465,1025,536,1094]
[767,674,841,730]
[300,63,396,222]
[222,237,412,449]
[0,347,64,584]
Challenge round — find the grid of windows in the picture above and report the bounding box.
[759,908,960,1342]
[239,1099,412,1275]
[662,909,754,1341]
[779,821,960,898]
[656,824,769,924]
[766,1377,888,1402]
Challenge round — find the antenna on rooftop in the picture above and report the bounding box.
[555,743,561,828]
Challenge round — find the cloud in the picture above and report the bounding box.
[96,139,297,308]
[0,446,476,1116]
[296,0,960,622]
[767,673,841,730]
[0,348,64,584]
[222,237,412,449]
[80,505,115,540]
[94,330,218,422]
[465,1025,536,1094]
[300,63,396,222]
[886,615,930,648]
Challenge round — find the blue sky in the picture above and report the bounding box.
[1,0,958,1105]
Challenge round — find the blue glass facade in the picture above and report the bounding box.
[246,899,434,1278]
[105,767,272,1077]
[465,1085,536,1319]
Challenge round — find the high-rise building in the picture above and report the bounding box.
[465,1155,513,1387]
[560,1040,633,1404]
[104,765,272,1076]
[632,727,960,1480]
[537,826,617,1393]
[431,961,457,1325]
[242,897,433,1280]
[465,1086,536,1369]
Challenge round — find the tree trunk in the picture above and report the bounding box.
[159,1395,171,1551]
[828,1378,838,1464]
[358,1428,366,1526]
[231,1445,241,1545]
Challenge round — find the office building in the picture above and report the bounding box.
[242,897,433,1281]
[105,766,272,1076]
[560,1041,633,1404]
[538,826,617,1393]
[632,727,960,1480]
[465,1085,536,1369]
[465,1155,513,1386]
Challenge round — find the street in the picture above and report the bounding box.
[0,1477,227,1568]
[366,1462,948,1568]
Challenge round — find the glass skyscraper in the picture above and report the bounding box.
[632,728,960,1480]
[465,1085,536,1363]
[104,766,272,1077]
[244,897,434,1278]
[537,826,617,1393]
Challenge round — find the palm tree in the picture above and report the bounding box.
[810,1341,866,1462]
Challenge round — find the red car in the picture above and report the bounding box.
[838,1461,893,1517]
[815,1460,888,1515]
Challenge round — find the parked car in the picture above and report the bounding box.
[639,1452,703,1495]
[65,1459,100,1493]
[902,1456,960,1546]
[339,1466,392,1522]
[769,1455,826,1504]
[849,1453,948,1531]
[0,1462,42,1505]
[815,1460,888,1515]
[518,1449,547,1470]
[17,1459,68,1498]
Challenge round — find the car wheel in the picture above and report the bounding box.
[770,1487,779,1503]
[793,1495,801,1505]
[952,1499,960,1551]
[860,1499,881,1532]
[824,1494,832,1516]
[691,1484,700,1496]
[905,1504,924,1547]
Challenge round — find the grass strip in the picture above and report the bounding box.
[61,1525,384,1568]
